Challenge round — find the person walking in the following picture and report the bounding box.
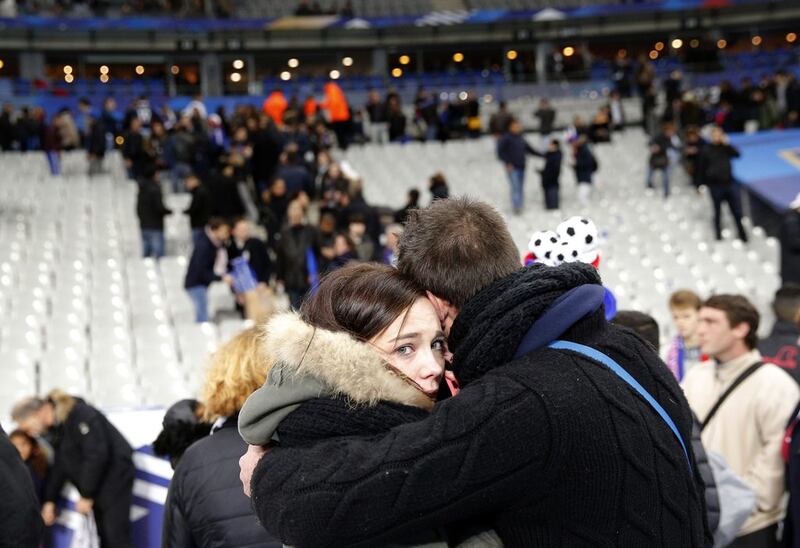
[183,173,211,247]
[647,122,679,198]
[276,201,318,310]
[537,138,562,210]
[698,126,748,242]
[497,118,538,214]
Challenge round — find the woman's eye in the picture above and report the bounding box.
[432,339,445,352]
[395,345,414,356]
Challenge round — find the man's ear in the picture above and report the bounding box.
[731,321,751,343]
[426,291,450,323]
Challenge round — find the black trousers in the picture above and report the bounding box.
[94,476,134,548]
[709,183,748,242]
[728,523,779,548]
[543,186,559,210]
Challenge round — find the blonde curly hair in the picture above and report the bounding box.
[201,325,275,422]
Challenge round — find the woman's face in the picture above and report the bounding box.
[371,297,446,397]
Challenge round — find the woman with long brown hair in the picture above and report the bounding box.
[238,263,500,546]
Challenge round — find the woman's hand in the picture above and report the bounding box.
[42,502,56,526]
[240,444,270,498]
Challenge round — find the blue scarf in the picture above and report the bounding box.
[514,284,605,359]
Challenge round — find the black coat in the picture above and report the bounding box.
[250,264,711,548]
[227,237,272,284]
[44,399,134,506]
[0,425,44,548]
[698,143,740,186]
[137,180,171,230]
[574,143,597,183]
[184,232,223,289]
[781,209,800,285]
[276,225,317,291]
[759,320,800,380]
[497,132,536,170]
[539,150,562,188]
[185,185,211,230]
[162,418,281,548]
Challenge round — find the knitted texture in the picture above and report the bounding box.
[251,264,712,548]
[277,397,429,447]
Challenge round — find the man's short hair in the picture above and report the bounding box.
[208,217,230,231]
[669,289,702,310]
[397,197,520,308]
[11,397,45,423]
[612,311,660,352]
[703,294,760,350]
[774,285,800,323]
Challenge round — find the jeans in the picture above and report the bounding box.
[186,286,209,323]
[709,183,748,242]
[141,229,165,258]
[507,168,525,211]
[543,186,559,210]
[46,151,60,175]
[646,165,671,198]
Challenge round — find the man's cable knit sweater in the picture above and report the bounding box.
[250,263,712,547]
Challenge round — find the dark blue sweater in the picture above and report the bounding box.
[184,232,222,289]
[497,133,537,170]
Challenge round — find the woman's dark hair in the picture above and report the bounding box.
[301,263,424,341]
[9,430,48,479]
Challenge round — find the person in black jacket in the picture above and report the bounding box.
[162,327,281,548]
[535,138,562,210]
[183,174,211,246]
[573,134,598,206]
[698,126,748,242]
[241,197,711,548]
[276,201,318,310]
[184,217,233,323]
[497,118,537,214]
[12,391,135,548]
[87,115,106,176]
[136,164,172,259]
[0,424,44,548]
[781,194,800,286]
[227,217,272,285]
[759,285,800,379]
[429,172,450,201]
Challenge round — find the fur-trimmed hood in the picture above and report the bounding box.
[48,389,77,424]
[267,312,433,409]
[239,312,433,446]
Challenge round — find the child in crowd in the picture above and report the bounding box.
[665,289,706,381]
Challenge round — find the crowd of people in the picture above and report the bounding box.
[4,197,800,548]
[2,0,237,18]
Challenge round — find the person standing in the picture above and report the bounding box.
[647,122,679,198]
[698,126,748,242]
[573,134,598,207]
[489,101,513,136]
[536,138,562,210]
[183,173,211,246]
[227,217,272,286]
[780,193,800,285]
[665,289,706,381]
[534,98,556,137]
[12,392,136,548]
[0,425,44,548]
[682,295,800,547]
[184,217,233,323]
[758,285,800,380]
[136,164,171,259]
[276,201,318,310]
[162,327,281,548]
[497,118,537,214]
